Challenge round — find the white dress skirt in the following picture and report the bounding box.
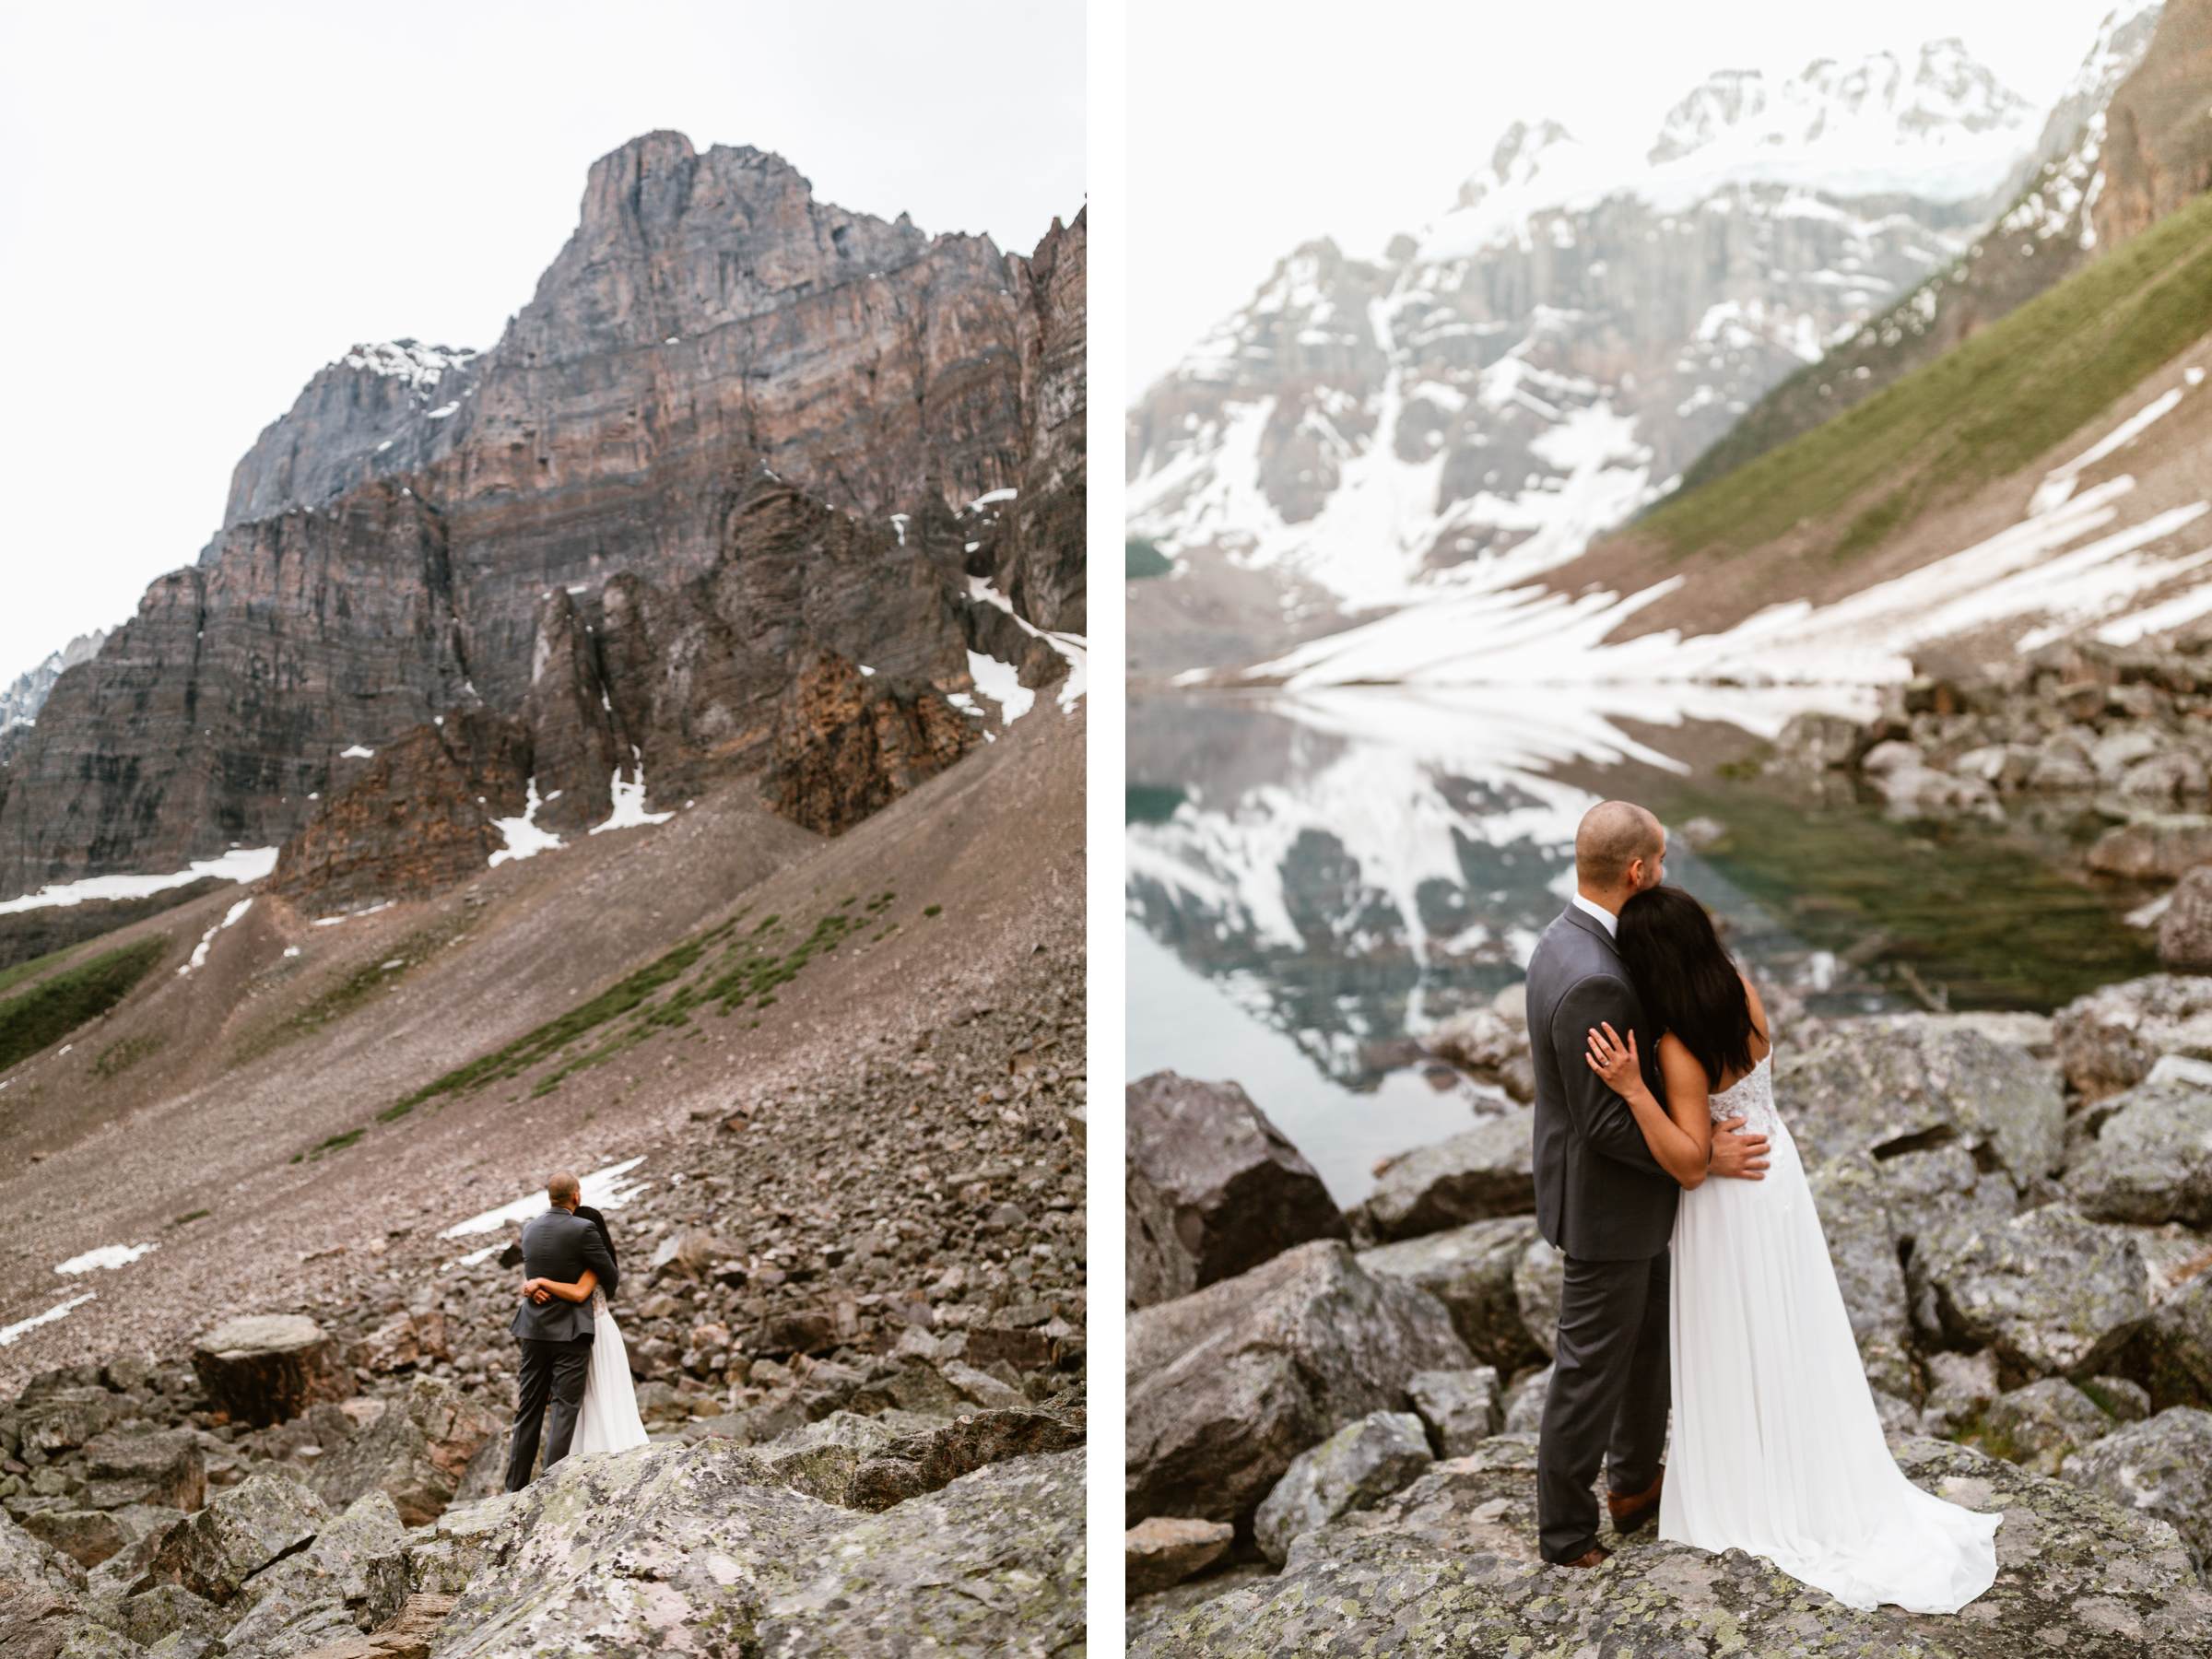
[1660,1053,2001,1613]
[570,1288,650,1456]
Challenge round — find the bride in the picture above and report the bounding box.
[521,1203,649,1456]
[1583,884,1999,1614]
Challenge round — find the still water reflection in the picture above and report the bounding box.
[1126,686,2156,1203]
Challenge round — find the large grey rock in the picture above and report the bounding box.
[1971,1378,2118,1476]
[845,1405,1085,1511]
[218,1490,406,1658]
[1920,1348,2002,1439]
[1509,1233,1564,1359]
[1806,1153,1917,1397]
[1130,1435,2212,1656]
[2158,867,2212,969]
[115,1582,224,1649]
[308,1376,501,1527]
[138,1472,333,1605]
[418,1440,1082,1657]
[2054,974,2212,1100]
[1782,1019,2065,1188]
[1253,1411,1432,1566]
[79,1430,204,1514]
[191,1315,345,1429]
[2065,1074,2212,1227]
[15,1389,117,1458]
[1406,1368,1501,1457]
[2062,1406,2212,1572]
[1877,1140,2016,1246]
[18,1511,127,1571]
[2143,1269,2212,1410]
[1910,1204,2148,1378]
[1356,1216,1544,1371]
[1125,1071,1347,1310]
[1124,1517,1233,1598]
[1127,1240,1473,1528]
[1423,1006,1534,1101]
[1356,1107,1536,1241]
[1500,1367,1551,1435]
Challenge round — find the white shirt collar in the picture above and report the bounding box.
[1571,892,1618,937]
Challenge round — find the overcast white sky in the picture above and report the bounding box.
[1128,0,2132,394]
[0,0,1083,684]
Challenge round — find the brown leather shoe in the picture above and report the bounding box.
[1606,1466,1665,1534]
[1559,1545,1611,1569]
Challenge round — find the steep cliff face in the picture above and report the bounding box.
[0,631,107,735]
[0,133,1083,900]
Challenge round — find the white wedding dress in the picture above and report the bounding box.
[569,1287,649,1456]
[1661,1051,2001,1612]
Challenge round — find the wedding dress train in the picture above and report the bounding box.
[570,1287,649,1456]
[1661,1052,2001,1613]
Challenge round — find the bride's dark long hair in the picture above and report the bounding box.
[574,1204,618,1272]
[1614,885,1763,1089]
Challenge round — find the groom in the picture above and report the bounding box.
[503,1171,619,1492]
[1527,801,1769,1568]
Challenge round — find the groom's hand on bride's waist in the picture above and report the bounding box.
[1709,1116,1770,1181]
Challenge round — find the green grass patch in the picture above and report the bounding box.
[923,904,943,919]
[170,1208,210,1227]
[0,944,77,999]
[1640,188,2212,565]
[232,920,467,1065]
[0,936,167,1073]
[1126,536,1173,580]
[91,1032,165,1079]
[312,1128,364,1157]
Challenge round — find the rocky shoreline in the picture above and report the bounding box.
[1769,637,2212,967]
[1124,969,2212,1653]
[2,947,1086,1657]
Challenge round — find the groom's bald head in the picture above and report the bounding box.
[1576,801,1665,899]
[547,1171,580,1209]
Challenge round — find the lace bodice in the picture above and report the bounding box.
[1708,1052,1781,1137]
[590,1287,608,1318]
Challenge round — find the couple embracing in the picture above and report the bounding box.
[1525,800,1999,1613]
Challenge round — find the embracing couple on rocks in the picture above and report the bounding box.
[1528,799,1999,1611]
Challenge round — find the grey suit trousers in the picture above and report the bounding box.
[1536,1249,1670,1562]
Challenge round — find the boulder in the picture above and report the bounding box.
[1356,1216,1544,1371]
[846,1405,1085,1511]
[0,1512,116,1659]
[218,1490,407,1658]
[2053,974,2212,1100]
[1500,1366,1551,1435]
[309,1376,501,1527]
[2142,1270,2212,1411]
[1124,1071,1347,1310]
[1921,1348,2002,1439]
[191,1314,345,1428]
[2087,818,2212,881]
[416,1440,1083,1655]
[1355,1107,1536,1241]
[287,1593,455,1659]
[2065,1074,2212,1227]
[2158,867,2212,969]
[2061,1406,2212,1572]
[15,1388,117,1457]
[1253,1411,1432,1566]
[1508,1233,1564,1359]
[138,1472,333,1604]
[115,1581,225,1649]
[1126,1240,1473,1529]
[1969,1378,2117,1476]
[1773,710,1870,771]
[1124,1516,1233,1598]
[1806,1154,1916,1397]
[1406,1368,1501,1458]
[1781,1019,2065,1189]
[1129,1436,2212,1656]
[1910,1205,2148,1379]
[80,1430,205,1513]
[1422,1006,1533,1101]
[18,1509,127,1570]
[1876,1140,2016,1247]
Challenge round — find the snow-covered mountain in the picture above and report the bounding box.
[0,631,107,734]
[1126,25,2148,676]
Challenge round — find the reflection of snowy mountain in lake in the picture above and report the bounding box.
[1125,684,1860,1092]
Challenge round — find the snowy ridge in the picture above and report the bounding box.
[339,340,479,397]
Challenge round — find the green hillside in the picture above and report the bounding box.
[1638,185,2212,566]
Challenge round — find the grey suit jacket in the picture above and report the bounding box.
[509,1207,620,1344]
[1525,905,1679,1261]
